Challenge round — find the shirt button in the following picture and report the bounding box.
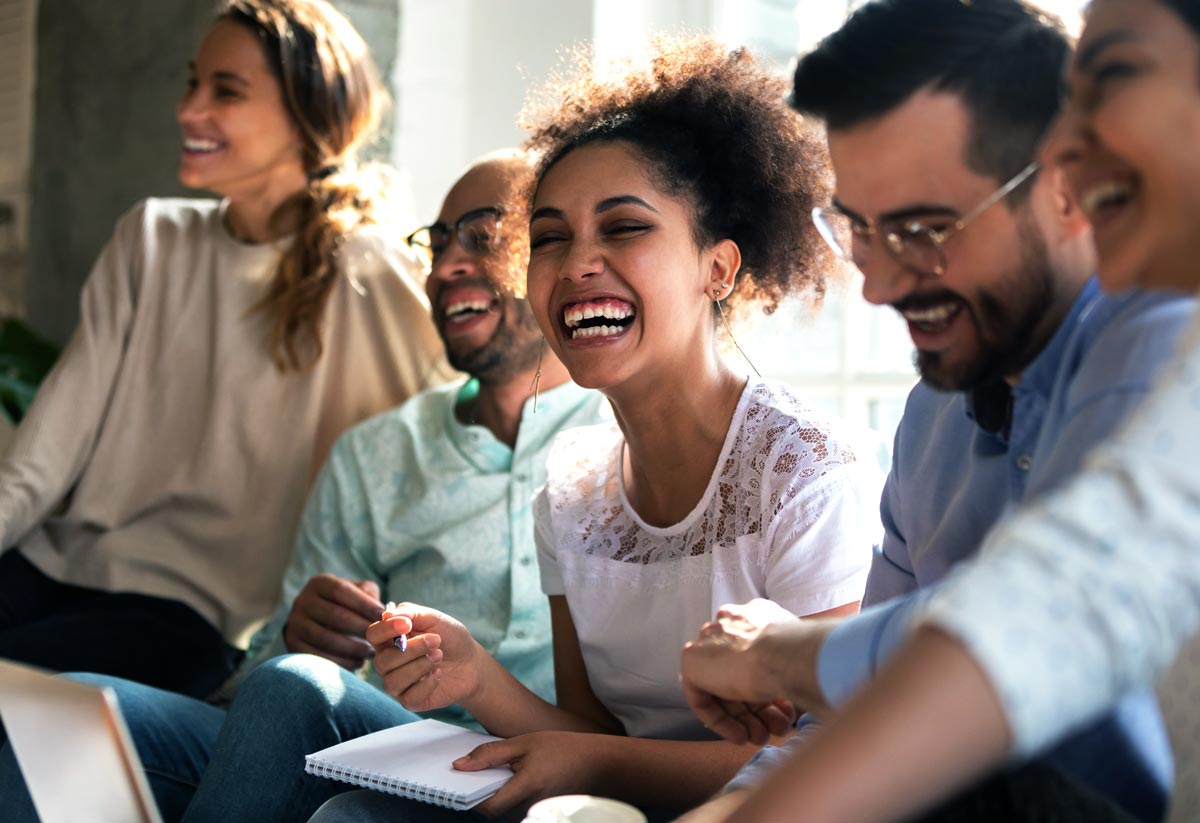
[514,472,528,483]
[520,556,533,566]
[514,629,528,639]
[1016,453,1034,472]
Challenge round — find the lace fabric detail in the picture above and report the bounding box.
[543,380,859,567]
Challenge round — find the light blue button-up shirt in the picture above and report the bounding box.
[730,282,1194,822]
[247,378,609,729]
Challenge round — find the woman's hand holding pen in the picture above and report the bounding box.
[283,573,384,670]
[368,603,486,712]
[452,731,606,818]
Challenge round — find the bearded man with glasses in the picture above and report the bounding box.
[676,1,1194,822]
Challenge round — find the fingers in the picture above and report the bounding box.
[682,679,747,745]
[354,579,382,602]
[454,743,522,817]
[755,701,799,738]
[365,613,414,648]
[311,574,385,624]
[284,618,374,669]
[453,739,520,771]
[375,628,445,702]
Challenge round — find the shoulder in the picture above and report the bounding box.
[1064,288,1196,400]
[335,223,427,292]
[331,380,464,467]
[737,380,861,473]
[117,197,221,237]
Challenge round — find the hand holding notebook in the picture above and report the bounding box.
[305,719,513,810]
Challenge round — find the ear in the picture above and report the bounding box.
[1043,165,1091,241]
[706,238,742,300]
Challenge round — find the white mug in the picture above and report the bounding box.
[522,794,648,823]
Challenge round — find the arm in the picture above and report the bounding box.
[452,604,772,815]
[702,310,1200,823]
[367,597,618,739]
[245,436,387,669]
[682,462,884,740]
[707,627,1010,823]
[0,207,142,549]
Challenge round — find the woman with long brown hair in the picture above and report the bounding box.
[0,0,448,700]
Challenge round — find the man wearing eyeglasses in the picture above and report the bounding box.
[0,150,609,823]
[676,1,1193,822]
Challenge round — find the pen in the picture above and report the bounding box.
[384,601,408,653]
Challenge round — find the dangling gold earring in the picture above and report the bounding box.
[713,284,761,378]
[529,338,546,413]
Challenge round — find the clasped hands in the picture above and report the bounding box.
[680,598,834,745]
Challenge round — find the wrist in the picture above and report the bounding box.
[777,619,834,713]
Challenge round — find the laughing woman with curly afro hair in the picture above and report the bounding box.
[310,35,883,823]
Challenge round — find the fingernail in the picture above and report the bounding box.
[453,756,469,766]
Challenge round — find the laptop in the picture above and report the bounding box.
[0,659,162,823]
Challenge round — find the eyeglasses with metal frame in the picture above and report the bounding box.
[404,206,504,265]
[811,161,1040,278]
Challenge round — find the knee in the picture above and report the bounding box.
[237,653,350,715]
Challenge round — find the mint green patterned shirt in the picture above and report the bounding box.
[248,378,608,729]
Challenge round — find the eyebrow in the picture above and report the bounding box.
[1076,30,1139,73]
[832,196,959,224]
[596,195,659,214]
[186,62,251,87]
[530,194,660,224]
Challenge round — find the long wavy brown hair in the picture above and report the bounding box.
[220,0,396,370]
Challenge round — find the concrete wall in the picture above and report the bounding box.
[26,0,400,346]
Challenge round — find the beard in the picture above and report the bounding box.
[914,221,1063,391]
[445,296,544,385]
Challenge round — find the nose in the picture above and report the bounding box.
[176,84,207,125]
[558,235,603,284]
[429,236,477,285]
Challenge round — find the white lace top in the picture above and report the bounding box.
[534,379,881,740]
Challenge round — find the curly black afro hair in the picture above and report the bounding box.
[514,35,837,315]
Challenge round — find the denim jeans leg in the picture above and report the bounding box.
[0,673,226,823]
[182,653,423,823]
[308,789,483,823]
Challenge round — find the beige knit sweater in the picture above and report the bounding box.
[0,198,453,646]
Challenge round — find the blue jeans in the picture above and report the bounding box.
[0,654,420,823]
[309,791,485,822]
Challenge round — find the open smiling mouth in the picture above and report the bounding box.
[562,299,636,340]
[900,301,963,335]
[444,298,497,325]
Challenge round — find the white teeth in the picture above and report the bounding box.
[570,324,626,339]
[563,303,634,328]
[901,304,958,324]
[445,299,492,319]
[184,137,222,153]
[1079,180,1133,217]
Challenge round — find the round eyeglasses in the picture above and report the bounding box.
[812,161,1040,278]
[405,206,503,265]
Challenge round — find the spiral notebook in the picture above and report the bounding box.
[305,719,513,810]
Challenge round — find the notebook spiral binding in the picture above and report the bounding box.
[306,760,462,808]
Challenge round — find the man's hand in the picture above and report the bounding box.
[681,599,835,743]
[452,731,608,818]
[283,573,383,670]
